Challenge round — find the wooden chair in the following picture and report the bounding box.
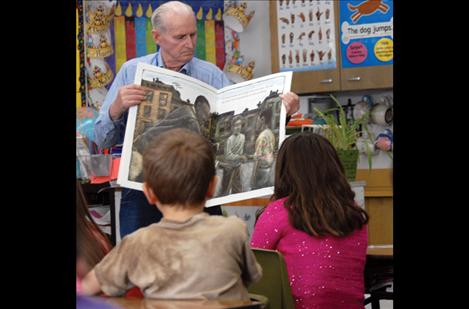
[248,248,295,309]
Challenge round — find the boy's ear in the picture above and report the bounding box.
[143,182,158,205]
[206,175,217,198]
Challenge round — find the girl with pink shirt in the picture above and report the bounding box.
[251,132,369,309]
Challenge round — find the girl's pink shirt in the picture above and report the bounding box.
[251,197,368,309]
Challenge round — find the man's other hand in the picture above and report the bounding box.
[280,92,300,116]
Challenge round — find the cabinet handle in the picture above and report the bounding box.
[320,78,333,84]
[347,76,361,81]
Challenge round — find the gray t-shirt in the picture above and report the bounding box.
[94,212,262,300]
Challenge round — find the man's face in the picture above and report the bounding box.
[153,12,197,66]
[255,115,265,132]
[233,119,243,135]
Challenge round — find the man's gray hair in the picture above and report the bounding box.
[151,1,195,31]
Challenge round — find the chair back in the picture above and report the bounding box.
[248,248,295,309]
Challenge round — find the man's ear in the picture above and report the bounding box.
[206,175,217,199]
[151,29,160,45]
[143,182,158,205]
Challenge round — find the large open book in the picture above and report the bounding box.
[118,63,292,206]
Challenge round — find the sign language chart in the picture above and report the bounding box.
[276,0,337,72]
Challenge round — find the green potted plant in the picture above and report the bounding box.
[313,94,374,181]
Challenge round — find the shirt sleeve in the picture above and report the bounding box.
[253,133,265,157]
[93,236,135,296]
[94,64,129,150]
[250,202,285,250]
[220,72,233,88]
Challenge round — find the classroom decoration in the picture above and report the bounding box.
[77,0,86,108]
[374,128,393,152]
[214,8,226,70]
[339,0,393,68]
[223,1,254,32]
[124,3,137,60]
[223,1,256,83]
[113,2,127,72]
[110,0,226,73]
[276,0,337,72]
[84,0,116,110]
[196,7,206,60]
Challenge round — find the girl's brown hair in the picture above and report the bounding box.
[274,132,368,237]
[76,181,111,276]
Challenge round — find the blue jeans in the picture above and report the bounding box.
[119,188,223,239]
[119,188,163,239]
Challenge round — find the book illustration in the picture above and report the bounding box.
[128,79,211,182]
[213,91,282,198]
[118,63,292,206]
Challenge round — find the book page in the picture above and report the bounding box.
[207,72,292,206]
[117,62,292,207]
[118,63,218,190]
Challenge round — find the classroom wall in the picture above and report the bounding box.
[233,0,393,170]
[230,0,272,79]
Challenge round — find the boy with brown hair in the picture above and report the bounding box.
[81,128,262,300]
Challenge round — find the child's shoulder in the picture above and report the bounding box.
[209,214,245,226]
[206,215,247,234]
[265,197,288,213]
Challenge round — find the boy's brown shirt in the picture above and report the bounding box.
[94,212,262,299]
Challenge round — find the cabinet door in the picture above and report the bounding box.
[337,0,393,91]
[290,67,340,94]
[270,0,341,94]
[341,64,393,90]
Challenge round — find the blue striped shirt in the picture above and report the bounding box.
[94,52,232,149]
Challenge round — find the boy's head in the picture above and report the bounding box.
[142,128,216,207]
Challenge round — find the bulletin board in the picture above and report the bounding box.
[109,0,226,74]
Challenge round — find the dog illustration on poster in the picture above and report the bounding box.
[348,0,389,23]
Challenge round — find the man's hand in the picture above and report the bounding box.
[280,92,300,116]
[109,84,148,121]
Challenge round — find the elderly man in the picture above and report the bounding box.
[94,1,300,238]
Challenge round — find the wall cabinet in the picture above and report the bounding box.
[341,65,392,91]
[269,1,393,94]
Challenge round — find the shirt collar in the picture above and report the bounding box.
[155,51,192,76]
[158,212,209,229]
